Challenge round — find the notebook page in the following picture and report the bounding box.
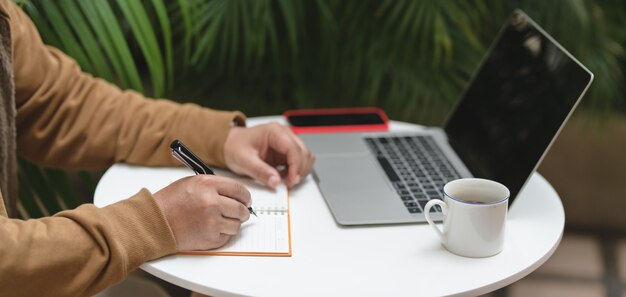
[211,209,290,253]
[239,178,288,212]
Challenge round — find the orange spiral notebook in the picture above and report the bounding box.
[178,175,292,257]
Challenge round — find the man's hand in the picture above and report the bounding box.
[152,175,251,251]
[223,123,315,188]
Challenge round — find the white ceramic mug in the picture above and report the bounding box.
[424,178,510,258]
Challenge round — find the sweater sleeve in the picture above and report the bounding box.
[0,189,178,297]
[8,2,245,170]
[0,2,242,296]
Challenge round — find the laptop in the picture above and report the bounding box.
[300,9,594,225]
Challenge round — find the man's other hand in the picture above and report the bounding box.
[223,123,315,189]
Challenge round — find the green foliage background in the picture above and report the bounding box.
[14,0,626,217]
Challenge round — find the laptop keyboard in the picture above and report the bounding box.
[364,135,461,214]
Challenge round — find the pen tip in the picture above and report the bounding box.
[249,207,258,217]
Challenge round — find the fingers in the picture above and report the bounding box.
[218,216,244,235]
[235,153,282,189]
[267,125,315,187]
[287,128,315,185]
[215,233,231,248]
[219,195,251,222]
[196,175,251,222]
[223,122,315,189]
[213,176,252,207]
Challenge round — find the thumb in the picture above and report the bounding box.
[238,154,281,188]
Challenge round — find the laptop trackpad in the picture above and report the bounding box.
[313,155,413,225]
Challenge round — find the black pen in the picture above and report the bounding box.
[170,139,257,217]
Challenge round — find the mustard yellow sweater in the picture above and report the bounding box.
[0,2,244,296]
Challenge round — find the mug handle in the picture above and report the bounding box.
[424,199,448,245]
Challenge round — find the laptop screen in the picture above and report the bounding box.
[444,10,593,201]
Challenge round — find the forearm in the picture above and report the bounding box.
[7,1,245,169]
[16,59,244,169]
[0,190,176,297]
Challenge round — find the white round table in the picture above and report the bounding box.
[94,116,564,297]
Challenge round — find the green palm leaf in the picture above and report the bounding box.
[18,159,62,216]
[63,1,138,92]
[39,1,93,73]
[115,0,166,97]
[150,0,174,93]
[58,0,115,81]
